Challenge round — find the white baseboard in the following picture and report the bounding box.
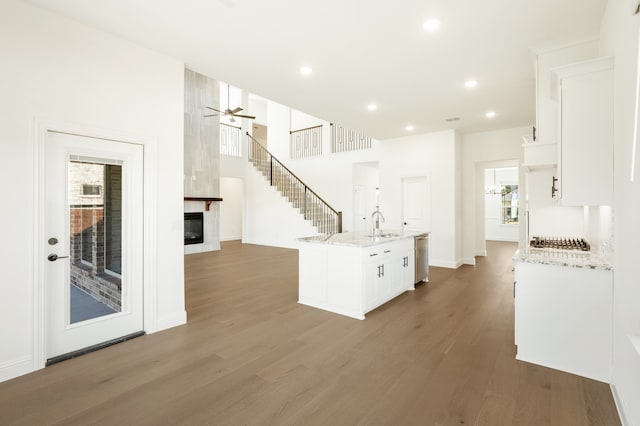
[430,259,459,269]
[0,356,37,383]
[153,310,187,333]
[475,250,488,256]
[184,243,220,255]
[220,236,242,242]
[462,257,476,266]
[611,383,631,426]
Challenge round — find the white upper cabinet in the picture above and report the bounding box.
[552,57,614,206]
[525,40,599,169]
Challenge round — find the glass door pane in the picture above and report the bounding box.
[68,160,122,324]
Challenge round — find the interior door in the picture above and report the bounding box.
[353,185,368,234]
[402,176,431,233]
[45,131,143,361]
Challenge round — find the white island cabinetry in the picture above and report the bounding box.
[299,234,418,320]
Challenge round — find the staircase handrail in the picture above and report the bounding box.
[246,132,342,233]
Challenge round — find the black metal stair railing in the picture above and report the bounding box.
[247,132,342,234]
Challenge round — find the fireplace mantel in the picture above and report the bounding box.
[184,197,223,211]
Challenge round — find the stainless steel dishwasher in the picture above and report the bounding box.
[415,233,429,283]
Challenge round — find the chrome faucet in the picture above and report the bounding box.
[371,207,385,236]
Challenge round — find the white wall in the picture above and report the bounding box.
[248,94,268,126]
[461,127,527,263]
[291,108,323,130]
[220,177,243,241]
[379,130,460,267]
[0,1,186,381]
[599,2,640,424]
[243,166,320,248]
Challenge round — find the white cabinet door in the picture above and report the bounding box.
[401,250,415,289]
[556,58,613,206]
[392,239,415,292]
[365,257,381,311]
[526,168,557,209]
[515,261,612,382]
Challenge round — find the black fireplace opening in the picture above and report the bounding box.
[184,212,204,245]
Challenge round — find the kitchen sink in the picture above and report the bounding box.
[367,232,401,238]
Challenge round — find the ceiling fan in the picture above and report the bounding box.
[204,83,255,122]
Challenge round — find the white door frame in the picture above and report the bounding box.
[32,119,158,371]
[473,159,520,257]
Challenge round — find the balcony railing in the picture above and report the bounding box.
[290,125,322,159]
[330,123,372,153]
[220,123,242,157]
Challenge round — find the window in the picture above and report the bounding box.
[501,185,518,225]
[82,184,101,196]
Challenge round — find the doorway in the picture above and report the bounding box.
[45,131,144,362]
[483,166,519,242]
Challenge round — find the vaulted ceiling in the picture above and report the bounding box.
[25,0,608,139]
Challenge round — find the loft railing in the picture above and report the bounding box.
[290,124,323,159]
[220,123,242,157]
[247,132,342,234]
[330,123,372,153]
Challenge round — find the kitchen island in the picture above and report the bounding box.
[298,231,426,320]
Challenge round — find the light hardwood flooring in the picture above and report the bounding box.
[0,240,621,425]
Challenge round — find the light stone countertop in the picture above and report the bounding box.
[513,248,613,271]
[298,230,429,248]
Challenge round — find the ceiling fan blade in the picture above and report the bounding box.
[230,107,243,114]
[204,114,220,117]
[205,106,223,113]
[232,114,256,119]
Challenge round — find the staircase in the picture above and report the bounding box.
[247,133,342,234]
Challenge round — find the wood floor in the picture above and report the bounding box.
[0,241,620,425]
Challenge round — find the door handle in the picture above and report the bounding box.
[48,253,69,262]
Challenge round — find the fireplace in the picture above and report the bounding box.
[184,212,204,245]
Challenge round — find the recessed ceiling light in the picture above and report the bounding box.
[405,125,414,131]
[367,103,377,111]
[485,111,496,118]
[464,80,478,88]
[300,66,312,76]
[422,18,441,31]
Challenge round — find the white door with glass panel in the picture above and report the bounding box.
[401,176,431,233]
[45,131,143,361]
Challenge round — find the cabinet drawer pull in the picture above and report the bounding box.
[384,250,391,253]
[369,253,378,257]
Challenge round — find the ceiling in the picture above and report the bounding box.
[25,0,608,140]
